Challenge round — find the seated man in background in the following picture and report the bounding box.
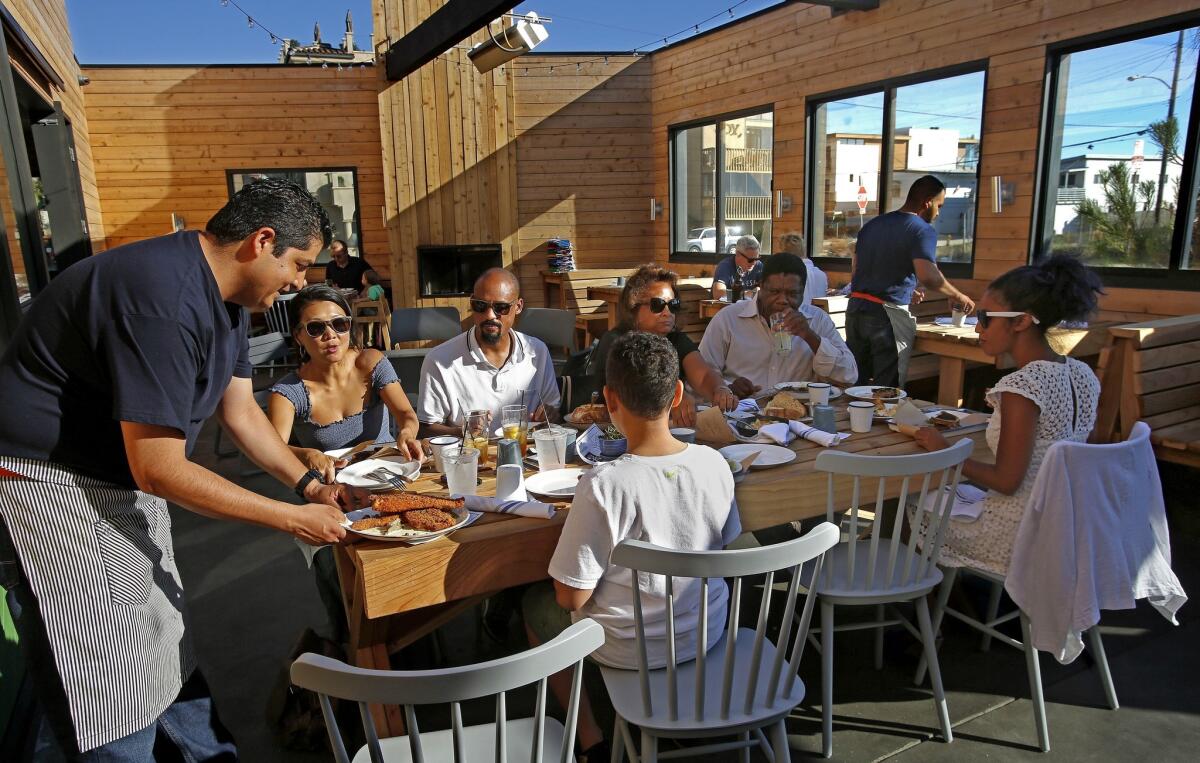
[711,234,764,301]
[523,331,741,763]
[417,267,560,435]
[700,252,857,398]
[778,231,828,306]
[323,238,375,290]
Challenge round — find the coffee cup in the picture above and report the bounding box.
[807,382,831,406]
[428,435,461,473]
[670,427,696,444]
[848,401,875,433]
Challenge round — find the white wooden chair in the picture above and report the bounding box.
[290,618,604,763]
[601,522,841,763]
[808,438,974,758]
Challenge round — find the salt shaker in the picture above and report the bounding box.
[812,404,837,434]
[496,438,521,467]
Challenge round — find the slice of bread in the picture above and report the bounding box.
[764,392,808,420]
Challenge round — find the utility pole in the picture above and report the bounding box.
[1154,30,1184,224]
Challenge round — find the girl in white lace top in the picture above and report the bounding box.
[912,256,1104,575]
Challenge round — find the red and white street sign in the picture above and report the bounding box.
[1131,139,1145,173]
[856,185,869,213]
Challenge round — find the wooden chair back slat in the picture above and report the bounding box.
[695,577,709,722]
[494,692,507,763]
[530,680,546,763]
[631,580,653,716]
[743,569,775,714]
[719,576,742,720]
[883,476,912,589]
[450,701,465,763]
[404,704,423,763]
[664,575,679,721]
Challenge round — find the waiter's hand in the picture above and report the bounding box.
[910,287,926,306]
[308,481,369,511]
[730,377,760,398]
[302,448,347,484]
[955,294,976,314]
[290,503,348,545]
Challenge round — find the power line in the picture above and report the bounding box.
[1061,129,1146,149]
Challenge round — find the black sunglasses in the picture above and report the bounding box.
[469,298,515,316]
[303,316,353,337]
[639,297,682,314]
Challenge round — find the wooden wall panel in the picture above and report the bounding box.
[3,0,105,252]
[643,0,1200,313]
[81,65,390,278]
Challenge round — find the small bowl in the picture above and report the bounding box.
[600,437,628,457]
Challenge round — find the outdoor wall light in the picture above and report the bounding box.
[990,176,1015,214]
[775,190,793,216]
[469,12,549,74]
[650,198,663,221]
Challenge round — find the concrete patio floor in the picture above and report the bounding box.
[179,417,1200,762]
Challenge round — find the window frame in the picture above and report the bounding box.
[225,166,364,264]
[1032,12,1200,290]
[804,60,989,281]
[668,104,775,265]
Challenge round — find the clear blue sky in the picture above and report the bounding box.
[66,1,784,64]
[66,2,1196,161]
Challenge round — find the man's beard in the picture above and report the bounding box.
[479,321,503,345]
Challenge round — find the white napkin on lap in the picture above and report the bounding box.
[759,421,849,448]
[919,483,988,522]
[463,495,557,519]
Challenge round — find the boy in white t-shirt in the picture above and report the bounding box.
[523,331,740,760]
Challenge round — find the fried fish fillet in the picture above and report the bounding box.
[350,515,399,531]
[399,508,458,532]
[371,492,465,514]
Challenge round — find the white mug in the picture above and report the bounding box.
[807,382,831,406]
[428,435,461,473]
[848,401,875,433]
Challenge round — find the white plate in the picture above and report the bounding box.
[845,385,909,401]
[771,381,843,401]
[342,506,476,542]
[718,444,797,469]
[525,468,586,498]
[335,456,422,488]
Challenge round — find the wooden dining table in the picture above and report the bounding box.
[915,320,1121,406]
[332,396,989,735]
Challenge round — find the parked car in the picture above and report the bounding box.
[686,227,741,254]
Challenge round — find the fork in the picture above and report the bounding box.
[364,467,409,489]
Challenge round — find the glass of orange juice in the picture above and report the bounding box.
[463,409,491,464]
[501,404,530,457]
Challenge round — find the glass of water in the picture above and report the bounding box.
[444,446,479,496]
[532,428,568,471]
[770,312,791,354]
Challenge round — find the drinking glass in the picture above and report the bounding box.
[462,409,491,464]
[769,312,791,354]
[444,446,480,496]
[532,428,568,471]
[501,404,530,457]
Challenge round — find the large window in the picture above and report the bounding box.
[228,168,362,264]
[808,68,985,273]
[1037,21,1200,286]
[670,109,773,260]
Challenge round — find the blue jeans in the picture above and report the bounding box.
[846,308,900,387]
[0,515,237,761]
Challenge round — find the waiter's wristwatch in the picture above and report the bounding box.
[294,468,324,500]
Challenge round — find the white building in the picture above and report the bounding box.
[1051,151,1185,234]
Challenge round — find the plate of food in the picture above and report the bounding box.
[718,443,798,469]
[772,381,843,400]
[335,456,422,489]
[564,402,609,430]
[845,385,908,402]
[525,467,587,498]
[343,493,473,542]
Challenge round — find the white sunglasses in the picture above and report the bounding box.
[976,310,1040,328]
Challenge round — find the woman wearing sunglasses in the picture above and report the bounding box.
[910,255,1103,575]
[585,264,738,426]
[267,284,423,483]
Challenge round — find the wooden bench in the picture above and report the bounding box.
[1095,314,1200,468]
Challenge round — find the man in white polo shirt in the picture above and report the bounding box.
[700,252,857,398]
[418,268,561,435]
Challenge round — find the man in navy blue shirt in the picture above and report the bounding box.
[0,179,354,759]
[711,235,764,301]
[846,175,975,386]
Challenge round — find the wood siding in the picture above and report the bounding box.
[81,65,390,278]
[2,0,104,256]
[645,0,1200,314]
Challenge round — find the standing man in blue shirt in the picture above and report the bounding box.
[0,179,354,760]
[711,235,764,301]
[845,175,975,386]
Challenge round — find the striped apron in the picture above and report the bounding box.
[0,457,194,752]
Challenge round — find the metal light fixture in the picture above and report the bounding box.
[650,198,663,221]
[468,12,549,74]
